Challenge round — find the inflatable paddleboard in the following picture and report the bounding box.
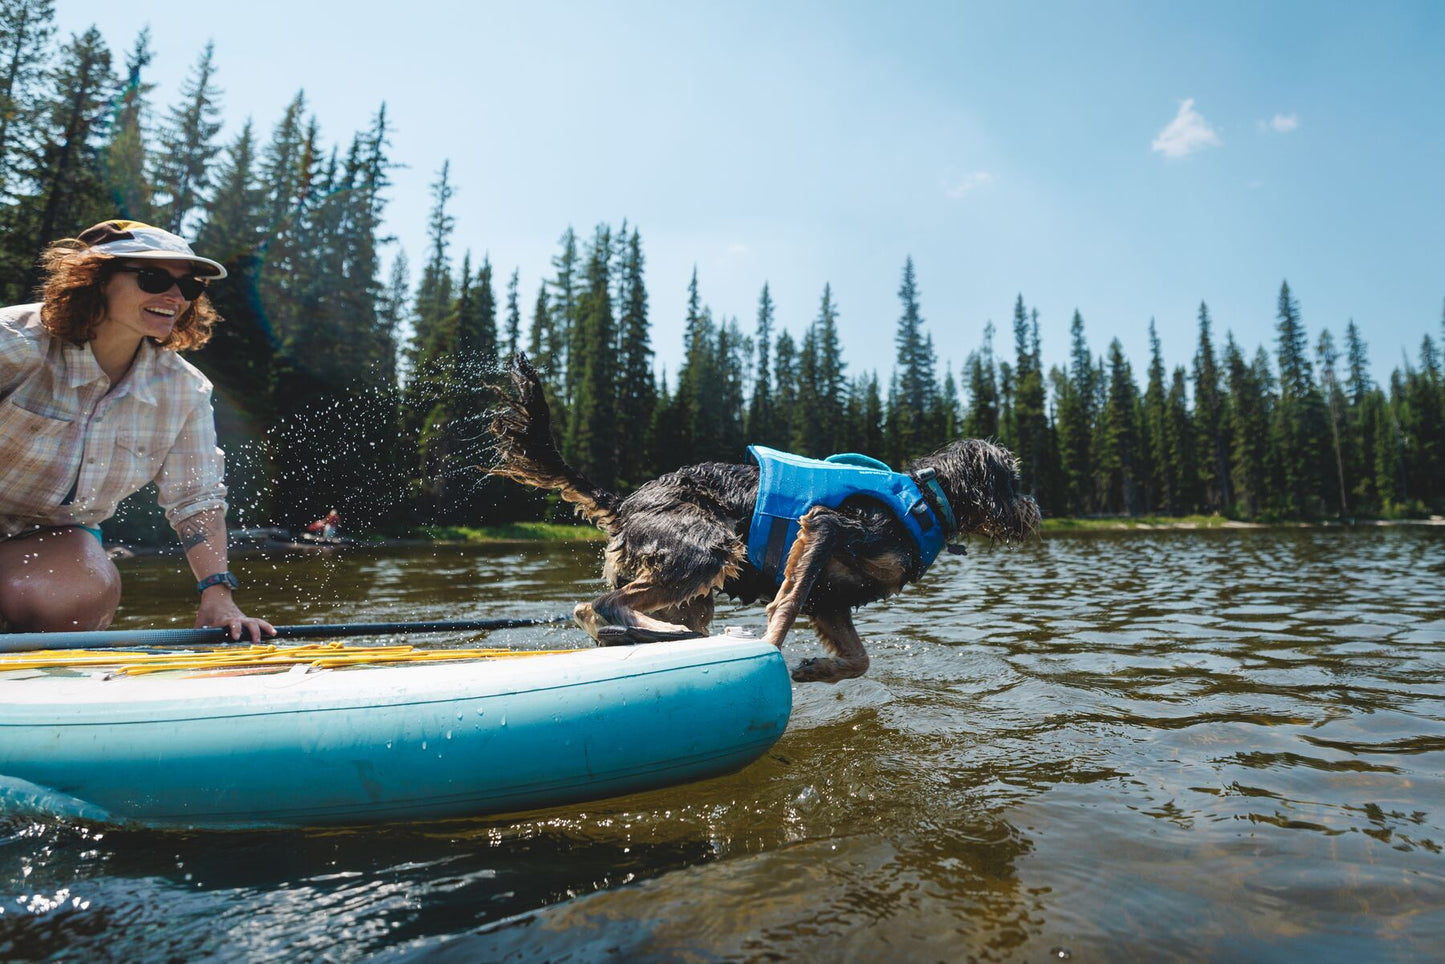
[0,635,791,829]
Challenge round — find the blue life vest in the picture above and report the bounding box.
[746,445,949,584]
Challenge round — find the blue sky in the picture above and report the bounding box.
[58,1,1445,388]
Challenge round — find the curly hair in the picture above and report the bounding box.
[36,243,219,351]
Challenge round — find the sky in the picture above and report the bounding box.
[57,0,1445,389]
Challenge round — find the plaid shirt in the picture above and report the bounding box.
[0,304,227,539]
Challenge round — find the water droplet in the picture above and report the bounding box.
[421,740,428,750]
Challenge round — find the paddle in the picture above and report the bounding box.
[0,616,573,654]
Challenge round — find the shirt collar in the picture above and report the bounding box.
[70,339,163,404]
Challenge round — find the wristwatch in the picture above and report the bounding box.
[197,571,240,593]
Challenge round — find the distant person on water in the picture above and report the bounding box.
[0,221,275,642]
[306,509,340,540]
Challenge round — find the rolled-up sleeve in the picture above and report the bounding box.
[0,305,43,395]
[155,385,228,528]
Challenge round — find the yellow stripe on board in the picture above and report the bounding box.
[0,642,582,676]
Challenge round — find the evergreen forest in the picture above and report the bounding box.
[3,8,1443,542]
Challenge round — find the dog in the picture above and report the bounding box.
[489,354,1040,683]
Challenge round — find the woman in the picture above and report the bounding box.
[0,220,273,641]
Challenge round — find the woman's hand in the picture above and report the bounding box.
[195,588,276,643]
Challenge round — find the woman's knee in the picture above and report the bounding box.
[0,532,121,631]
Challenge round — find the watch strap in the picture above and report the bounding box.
[197,571,239,593]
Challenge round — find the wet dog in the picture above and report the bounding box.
[489,354,1039,682]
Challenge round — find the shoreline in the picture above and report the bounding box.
[105,515,1444,559]
[1041,515,1445,533]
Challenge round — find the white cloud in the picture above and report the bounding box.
[944,171,993,198]
[1260,113,1299,133]
[725,242,749,256]
[1151,98,1222,159]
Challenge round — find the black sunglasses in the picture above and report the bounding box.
[113,265,209,301]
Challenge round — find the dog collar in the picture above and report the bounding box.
[915,468,966,556]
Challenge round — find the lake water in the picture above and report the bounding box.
[3,527,1443,962]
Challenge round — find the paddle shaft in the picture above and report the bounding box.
[0,617,572,654]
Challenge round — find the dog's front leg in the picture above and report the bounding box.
[793,608,869,683]
[763,506,859,656]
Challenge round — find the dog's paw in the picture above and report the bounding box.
[790,657,865,684]
[790,658,834,683]
[596,625,635,647]
[597,625,705,647]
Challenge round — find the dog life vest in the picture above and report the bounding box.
[746,445,949,584]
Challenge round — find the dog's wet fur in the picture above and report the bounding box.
[489,354,1040,683]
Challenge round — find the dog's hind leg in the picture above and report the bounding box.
[654,593,716,636]
[792,608,869,683]
[574,582,701,644]
[763,506,863,652]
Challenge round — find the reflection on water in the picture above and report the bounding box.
[3,528,1443,962]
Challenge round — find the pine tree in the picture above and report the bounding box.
[1193,302,1230,513]
[940,362,960,440]
[1165,366,1200,513]
[1097,339,1143,514]
[564,225,618,485]
[1054,310,1095,514]
[151,41,222,235]
[791,321,822,455]
[1316,329,1350,515]
[892,257,932,458]
[747,282,776,445]
[550,226,580,404]
[253,92,312,356]
[716,316,749,459]
[1272,281,1329,516]
[814,283,847,453]
[773,328,798,453]
[1224,334,1269,517]
[1011,297,1049,498]
[410,160,456,369]
[964,321,999,439]
[0,0,55,204]
[1342,320,1377,511]
[614,228,655,486]
[675,268,721,463]
[1141,320,1169,512]
[101,28,153,222]
[405,162,459,517]
[375,250,410,388]
[861,372,884,456]
[456,253,497,360]
[192,120,272,526]
[1399,334,1443,508]
[13,26,114,293]
[527,282,554,370]
[504,267,521,357]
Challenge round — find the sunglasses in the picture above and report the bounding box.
[113,265,209,301]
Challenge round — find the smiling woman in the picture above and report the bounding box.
[0,221,274,642]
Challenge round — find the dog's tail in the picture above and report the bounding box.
[488,353,620,531]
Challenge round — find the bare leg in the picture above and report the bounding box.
[762,506,863,650]
[792,608,870,683]
[0,527,121,632]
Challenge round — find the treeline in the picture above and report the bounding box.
[3,7,1442,541]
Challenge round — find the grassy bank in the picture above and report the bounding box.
[1041,514,1235,532]
[416,523,607,543]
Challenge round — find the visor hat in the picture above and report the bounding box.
[74,220,227,279]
